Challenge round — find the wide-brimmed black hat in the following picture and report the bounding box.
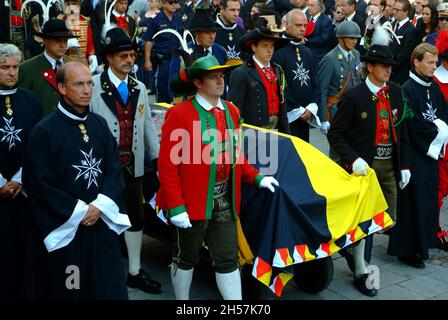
[34,19,77,39]
[102,27,137,54]
[187,8,216,32]
[361,44,396,66]
[238,27,291,54]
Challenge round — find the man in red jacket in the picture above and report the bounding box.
[157,56,279,300]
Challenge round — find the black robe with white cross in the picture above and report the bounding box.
[0,87,43,299]
[388,72,448,259]
[215,14,247,62]
[23,100,130,299]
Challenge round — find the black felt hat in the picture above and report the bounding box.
[238,27,291,53]
[102,27,137,54]
[34,19,77,39]
[187,8,216,32]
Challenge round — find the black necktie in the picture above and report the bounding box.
[54,60,62,73]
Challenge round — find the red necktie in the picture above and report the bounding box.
[262,66,277,83]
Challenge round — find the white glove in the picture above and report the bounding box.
[259,176,279,193]
[352,157,369,176]
[67,38,80,49]
[170,212,192,228]
[434,119,448,143]
[399,169,411,190]
[132,64,139,74]
[320,121,330,135]
[88,55,98,73]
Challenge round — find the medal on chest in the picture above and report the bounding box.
[228,32,233,41]
[78,123,90,143]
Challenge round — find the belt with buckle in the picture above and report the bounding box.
[374,144,393,160]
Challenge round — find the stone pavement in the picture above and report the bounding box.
[129,126,448,300]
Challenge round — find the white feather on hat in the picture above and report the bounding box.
[101,0,118,41]
[371,26,392,46]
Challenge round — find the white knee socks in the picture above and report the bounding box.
[125,230,143,276]
[215,269,242,300]
[353,239,368,277]
[171,265,193,300]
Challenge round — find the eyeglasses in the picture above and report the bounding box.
[393,7,405,12]
[335,11,342,14]
[167,0,178,4]
[116,52,136,59]
[440,17,448,21]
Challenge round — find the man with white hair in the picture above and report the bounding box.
[273,9,321,142]
[0,43,43,298]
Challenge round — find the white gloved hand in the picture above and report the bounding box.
[170,212,192,228]
[352,157,369,176]
[434,119,448,143]
[132,64,139,74]
[320,121,330,135]
[88,55,98,73]
[259,176,279,193]
[67,38,80,49]
[399,169,411,190]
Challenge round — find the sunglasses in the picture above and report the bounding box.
[167,0,178,4]
[440,17,448,21]
[335,11,342,14]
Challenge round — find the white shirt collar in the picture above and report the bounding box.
[195,93,224,111]
[338,45,352,61]
[44,50,63,70]
[253,55,270,69]
[347,12,356,21]
[108,68,128,88]
[371,14,383,25]
[0,88,17,95]
[365,75,385,94]
[311,12,321,22]
[414,13,422,19]
[58,103,88,121]
[409,71,431,87]
[434,64,448,84]
[300,7,308,14]
[112,9,125,17]
[398,17,409,29]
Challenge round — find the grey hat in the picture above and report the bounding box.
[336,21,361,38]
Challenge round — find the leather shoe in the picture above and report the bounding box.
[127,269,162,294]
[398,255,425,269]
[438,236,448,252]
[339,249,355,274]
[353,273,378,297]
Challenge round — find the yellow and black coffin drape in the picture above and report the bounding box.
[151,104,392,297]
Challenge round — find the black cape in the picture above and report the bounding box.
[388,72,448,259]
[0,88,43,299]
[23,101,128,299]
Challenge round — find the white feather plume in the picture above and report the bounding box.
[21,0,50,23]
[102,0,118,40]
[381,21,401,45]
[371,26,391,46]
[153,29,194,54]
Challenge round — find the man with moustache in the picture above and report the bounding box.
[90,27,162,294]
[24,61,131,299]
[18,19,77,115]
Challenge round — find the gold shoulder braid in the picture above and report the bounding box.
[5,96,12,116]
[78,123,90,143]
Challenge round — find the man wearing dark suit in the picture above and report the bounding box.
[228,27,291,133]
[305,0,335,63]
[390,0,419,84]
[18,19,77,115]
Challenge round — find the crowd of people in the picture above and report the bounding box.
[2,0,448,300]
